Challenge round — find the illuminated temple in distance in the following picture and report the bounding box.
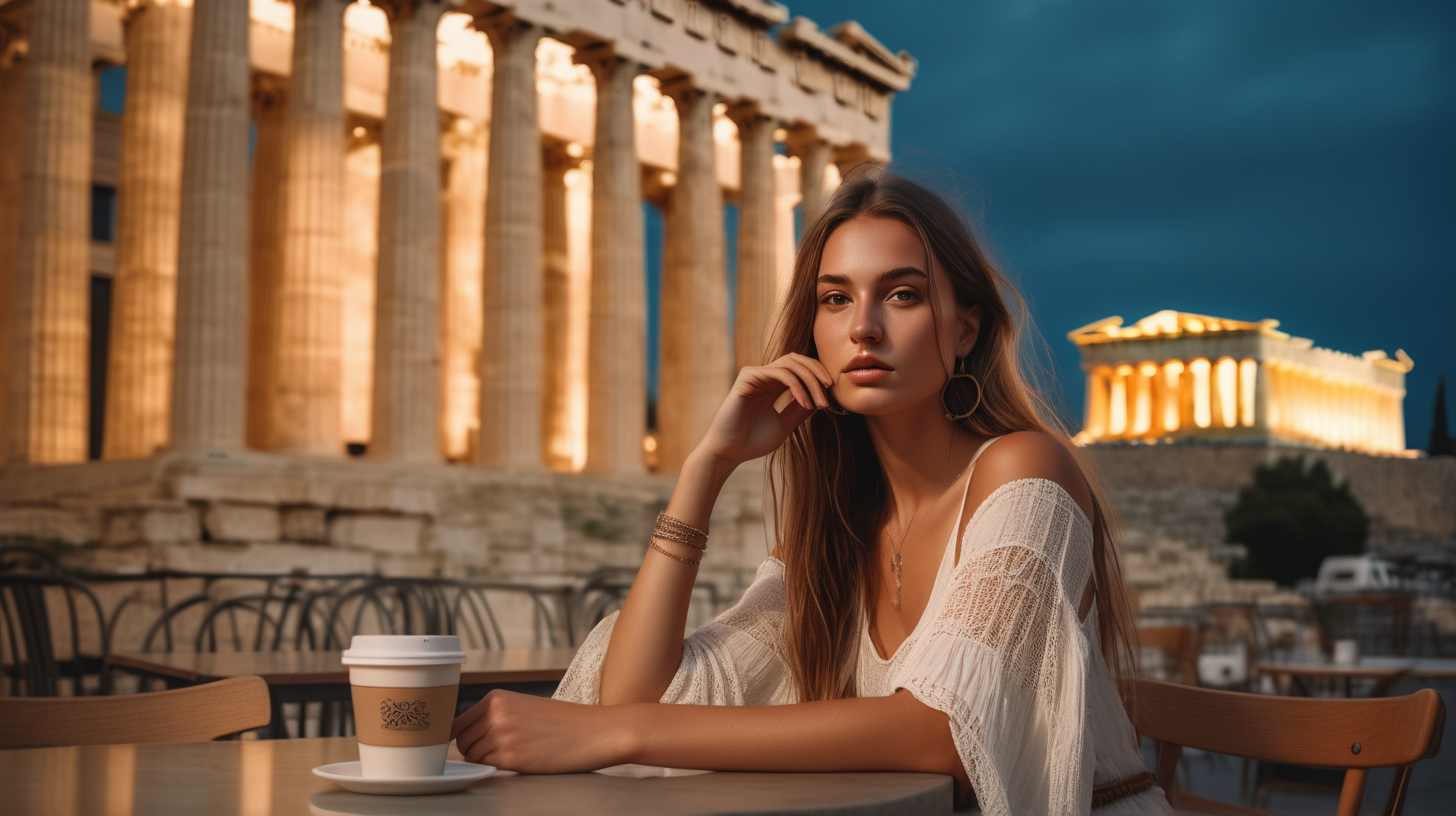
[1069,310,1415,457]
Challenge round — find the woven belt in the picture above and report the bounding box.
[1091,771,1157,808]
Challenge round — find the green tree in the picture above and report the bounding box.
[1226,457,1368,587]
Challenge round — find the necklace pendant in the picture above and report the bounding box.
[891,552,903,610]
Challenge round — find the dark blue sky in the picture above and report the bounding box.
[785,0,1454,451]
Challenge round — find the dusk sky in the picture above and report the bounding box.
[784,0,1454,451]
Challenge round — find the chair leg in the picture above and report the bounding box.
[1383,765,1412,816]
[1337,768,1368,816]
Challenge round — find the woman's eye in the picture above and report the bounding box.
[822,293,849,306]
[890,290,920,303]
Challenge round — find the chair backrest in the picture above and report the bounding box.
[0,572,111,696]
[1137,625,1201,685]
[0,675,272,748]
[1129,677,1445,816]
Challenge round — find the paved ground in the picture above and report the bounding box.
[1139,677,1453,815]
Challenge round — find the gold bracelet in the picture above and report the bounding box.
[656,512,708,539]
[649,539,701,566]
[652,527,707,551]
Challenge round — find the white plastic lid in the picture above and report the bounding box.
[340,635,467,666]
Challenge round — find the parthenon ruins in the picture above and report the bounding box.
[0,0,915,476]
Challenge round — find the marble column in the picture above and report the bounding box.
[245,75,287,451]
[542,142,572,471]
[475,13,543,470]
[658,79,729,473]
[789,125,831,229]
[104,0,192,460]
[272,0,350,455]
[340,125,380,449]
[580,52,645,475]
[169,0,250,452]
[6,0,92,463]
[0,26,27,462]
[441,118,486,462]
[368,0,450,462]
[728,102,777,373]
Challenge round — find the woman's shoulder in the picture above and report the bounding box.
[962,431,1096,532]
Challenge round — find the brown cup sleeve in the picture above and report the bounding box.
[351,684,460,747]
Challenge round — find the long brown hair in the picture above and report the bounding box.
[763,168,1139,704]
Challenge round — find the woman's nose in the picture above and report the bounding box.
[849,303,883,345]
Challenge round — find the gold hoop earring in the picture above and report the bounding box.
[942,357,982,421]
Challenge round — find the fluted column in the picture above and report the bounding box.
[103,0,192,460]
[246,75,287,450]
[728,102,777,373]
[788,125,831,229]
[542,142,572,471]
[441,118,486,462]
[271,0,350,455]
[475,13,543,469]
[365,0,450,462]
[658,79,729,473]
[169,0,250,452]
[5,0,92,463]
[580,51,645,475]
[0,25,27,462]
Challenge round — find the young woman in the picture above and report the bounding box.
[451,170,1170,815]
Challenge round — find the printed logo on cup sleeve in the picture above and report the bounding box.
[352,684,459,747]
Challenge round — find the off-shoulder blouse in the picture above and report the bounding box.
[554,440,1171,815]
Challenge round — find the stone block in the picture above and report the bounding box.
[328,513,426,555]
[281,507,328,542]
[427,525,490,567]
[204,503,280,543]
[164,541,375,575]
[377,554,441,577]
[0,506,101,544]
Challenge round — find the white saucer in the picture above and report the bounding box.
[312,761,497,795]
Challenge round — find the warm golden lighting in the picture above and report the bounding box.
[1109,364,1131,435]
[1239,358,1257,427]
[240,740,273,816]
[1215,357,1237,429]
[1162,361,1183,432]
[1086,366,1111,438]
[1132,362,1157,435]
[105,745,135,816]
[1189,358,1212,428]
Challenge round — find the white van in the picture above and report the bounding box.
[1313,555,1403,598]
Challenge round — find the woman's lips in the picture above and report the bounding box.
[844,368,891,385]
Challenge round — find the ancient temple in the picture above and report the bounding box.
[0,0,914,475]
[1069,310,1414,457]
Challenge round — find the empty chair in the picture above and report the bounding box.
[1138,624,1202,686]
[1130,677,1445,816]
[0,571,112,696]
[0,675,272,748]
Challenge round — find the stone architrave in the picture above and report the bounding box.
[728,102,777,373]
[104,0,192,460]
[0,22,27,462]
[369,0,454,463]
[271,0,351,456]
[579,50,646,476]
[169,0,250,453]
[440,117,486,462]
[658,78,730,473]
[6,0,92,463]
[475,12,544,470]
[789,125,831,229]
[245,74,287,451]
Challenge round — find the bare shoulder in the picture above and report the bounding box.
[961,431,1096,532]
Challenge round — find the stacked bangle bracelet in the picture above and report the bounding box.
[649,512,708,565]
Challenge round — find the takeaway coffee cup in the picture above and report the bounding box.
[341,635,467,778]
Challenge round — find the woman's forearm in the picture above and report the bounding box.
[617,690,967,791]
[599,448,741,704]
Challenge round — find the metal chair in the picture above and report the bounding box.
[0,571,112,696]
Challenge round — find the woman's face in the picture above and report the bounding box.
[813,215,979,417]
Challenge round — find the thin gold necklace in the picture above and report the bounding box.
[887,430,972,611]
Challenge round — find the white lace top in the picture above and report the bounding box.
[554,438,1171,815]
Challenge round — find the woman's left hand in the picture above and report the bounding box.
[450,690,631,773]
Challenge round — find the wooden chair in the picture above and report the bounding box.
[0,675,272,748]
[1138,625,1202,686]
[1129,677,1445,816]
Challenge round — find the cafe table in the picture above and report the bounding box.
[111,648,578,737]
[1254,655,1456,697]
[2,736,956,815]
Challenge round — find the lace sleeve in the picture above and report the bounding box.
[893,477,1096,816]
[552,557,794,707]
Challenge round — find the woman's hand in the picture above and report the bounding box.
[450,690,632,774]
[695,353,836,466]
